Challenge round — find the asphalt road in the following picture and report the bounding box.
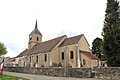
[4,71,102,80]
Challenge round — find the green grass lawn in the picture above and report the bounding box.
[0,74,30,80]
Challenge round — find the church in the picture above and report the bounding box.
[16,20,99,68]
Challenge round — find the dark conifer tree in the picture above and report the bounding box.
[92,38,103,59]
[102,0,120,67]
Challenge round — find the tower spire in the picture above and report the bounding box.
[29,20,42,36]
[35,20,38,29]
[28,20,42,49]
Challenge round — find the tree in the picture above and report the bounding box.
[102,0,120,67]
[0,42,7,56]
[92,37,103,59]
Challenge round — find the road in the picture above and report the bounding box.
[4,71,102,80]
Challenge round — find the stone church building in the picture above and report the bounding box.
[17,21,99,68]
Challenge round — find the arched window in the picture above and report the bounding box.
[37,36,39,41]
[30,56,31,63]
[70,51,74,59]
[36,55,38,63]
[61,52,64,60]
[45,54,47,62]
[83,59,86,65]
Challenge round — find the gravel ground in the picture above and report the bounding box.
[4,71,103,80]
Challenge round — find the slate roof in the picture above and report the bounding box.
[29,35,66,54]
[59,34,83,47]
[29,20,42,36]
[81,51,99,60]
[16,49,28,57]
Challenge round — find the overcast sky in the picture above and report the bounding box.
[0,0,109,57]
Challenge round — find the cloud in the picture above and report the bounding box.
[6,42,20,53]
[56,30,66,36]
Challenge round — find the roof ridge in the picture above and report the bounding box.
[39,35,67,44]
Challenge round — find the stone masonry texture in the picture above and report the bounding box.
[4,67,120,79]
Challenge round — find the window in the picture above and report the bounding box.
[45,54,47,62]
[70,51,74,59]
[36,55,38,63]
[61,52,64,60]
[30,56,31,63]
[83,59,86,65]
[37,36,39,41]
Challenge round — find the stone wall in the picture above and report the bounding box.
[4,67,120,79]
[93,67,120,80]
[4,67,91,78]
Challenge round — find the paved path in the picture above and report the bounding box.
[4,71,102,80]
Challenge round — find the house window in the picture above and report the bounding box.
[30,56,31,63]
[61,52,64,60]
[83,59,86,65]
[45,54,47,62]
[37,36,39,41]
[70,51,74,59]
[36,55,38,63]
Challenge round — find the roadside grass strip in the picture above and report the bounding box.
[0,75,30,80]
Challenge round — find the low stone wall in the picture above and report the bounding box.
[4,67,120,79]
[4,67,91,78]
[93,67,120,80]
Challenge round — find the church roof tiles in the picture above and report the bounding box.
[59,34,83,47]
[29,35,66,54]
[16,49,28,57]
[81,51,99,60]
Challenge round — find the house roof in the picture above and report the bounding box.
[16,49,28,57]
[81,51,99,60]
[59,34,83,47]
[29,35,66,54]
[29,20,42,36]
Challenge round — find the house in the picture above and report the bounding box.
[17,20,99,68]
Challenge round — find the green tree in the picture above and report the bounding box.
[92,37,103,59]
[102,0,120,67]
[0,42,7,56]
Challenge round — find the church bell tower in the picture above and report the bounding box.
[28,20,42,50]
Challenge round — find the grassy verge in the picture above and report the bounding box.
[0,74,30,80]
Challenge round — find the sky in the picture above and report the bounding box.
[0,0,108,57]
